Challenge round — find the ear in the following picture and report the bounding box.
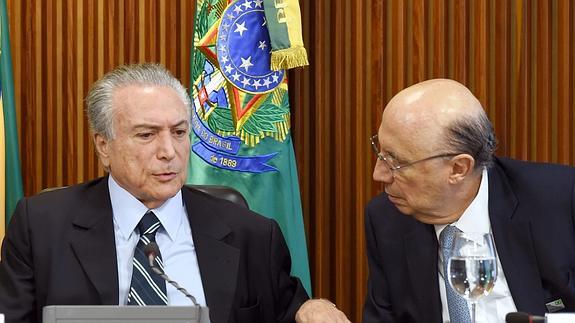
[93,133,111,169]
[447,154,476,184]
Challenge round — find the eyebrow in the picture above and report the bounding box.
[382,149,408,163]
[132,120,189,131]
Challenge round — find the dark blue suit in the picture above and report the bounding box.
[0,177,308,323]
[363,157,575,323]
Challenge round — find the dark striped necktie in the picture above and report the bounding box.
[127,211,168,305]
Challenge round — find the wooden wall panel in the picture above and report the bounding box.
[293,0,575,321]
[292,0,374,320]
[7,0,194,194]
[5,0,575,322]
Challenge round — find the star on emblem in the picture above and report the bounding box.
[242,0,253,9]
[239,56,254,72]
[241,77,252,87]
[271,73,280,83]
[196,0,288,135]
[234,21,248,37]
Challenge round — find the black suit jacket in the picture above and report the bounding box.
[0,177,309,323]
[363,157,575,323]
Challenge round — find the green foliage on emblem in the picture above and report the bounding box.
[278,91,290,113]
[208,92,290,137]
[191,1,211,82]
[241,103,287,135]
[208,106,235,132]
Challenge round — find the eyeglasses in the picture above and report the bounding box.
[370,134,459,172]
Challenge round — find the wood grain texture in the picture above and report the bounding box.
[5,0,575,322]
[7,0,194,194]
[292,0,574,321]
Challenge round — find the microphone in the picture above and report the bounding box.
[144,242,199,306]
[505,312,546,323]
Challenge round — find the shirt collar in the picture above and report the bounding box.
[435,168,490,239]
[108,175,183,241]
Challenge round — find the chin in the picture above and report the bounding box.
[412,213,448,225]
[411,214,432,224]
[395,206,435,224]
[150,182,183,198]
[393,203,414,215]
[160,185,183,198]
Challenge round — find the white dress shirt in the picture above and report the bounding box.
[434,169,517,322]
[108,176,207,306]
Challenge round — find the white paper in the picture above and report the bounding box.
[546,313,575,323]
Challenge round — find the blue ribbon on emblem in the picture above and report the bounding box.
[192,142,278,173]
[191,105,279,173]
[191,107,241,154]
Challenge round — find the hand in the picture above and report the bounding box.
[295,299,351,323]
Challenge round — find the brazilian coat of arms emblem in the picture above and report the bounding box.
[191,0,293,173]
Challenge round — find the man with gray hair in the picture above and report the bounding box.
[363,79,575,322]
[0,63,349,323]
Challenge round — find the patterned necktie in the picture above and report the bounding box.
[127,211,168,305]
[440,225,471,323]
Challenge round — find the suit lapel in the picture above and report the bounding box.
[488,162,546,314]
[183,188,240,323]
[69,177,119,305]
[404,222,442,322]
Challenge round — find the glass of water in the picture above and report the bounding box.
[447,232,498,323]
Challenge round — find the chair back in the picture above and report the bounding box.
[187,185,249,209]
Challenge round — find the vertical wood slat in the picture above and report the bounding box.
[412,0,425,83]
[56,0,63,185]
[333,0,347,308]
[76,0,84,183]
[34,0,43,189]
[534,1,551,161]
[556,0,571,164]
[5,1,575,322]
[492,0,510,156]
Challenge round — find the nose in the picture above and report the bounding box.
[373,159,394,184]
[156,132,176,161]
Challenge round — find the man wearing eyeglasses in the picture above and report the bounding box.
[363,79,575,323]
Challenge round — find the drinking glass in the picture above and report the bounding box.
[447,232,498,323]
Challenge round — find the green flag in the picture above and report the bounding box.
[0,0,24,237]
[189,0,311,294]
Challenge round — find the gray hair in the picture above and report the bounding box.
[86,63,191,139]
[444,110,498,170]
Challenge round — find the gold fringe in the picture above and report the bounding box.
[216,114,291,147]
[270,46,309,71]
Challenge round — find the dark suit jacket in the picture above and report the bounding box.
[0,177,309,323]
[363,157,575,323]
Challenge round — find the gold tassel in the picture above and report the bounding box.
[270,46,309,71]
